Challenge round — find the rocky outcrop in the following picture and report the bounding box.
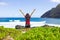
[41,4,60,18]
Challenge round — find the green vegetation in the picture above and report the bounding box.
[0,26,60,40]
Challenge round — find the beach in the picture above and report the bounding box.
[0,21,45,28]
[46,23,60,27]
[0,21,60,28]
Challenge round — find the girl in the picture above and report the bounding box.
[19,9,36,28]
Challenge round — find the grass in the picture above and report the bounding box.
[0,26,60,40]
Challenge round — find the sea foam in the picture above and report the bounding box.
[0,21,45,28]
[0,21,60,28]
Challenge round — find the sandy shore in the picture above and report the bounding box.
[0,21,60,28]
[0,21,45,28]
[46,23,60,27]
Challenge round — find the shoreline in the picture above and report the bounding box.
[0,21,60,28]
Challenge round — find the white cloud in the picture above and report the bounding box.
[51,0,60,3]
[0,2,8,6]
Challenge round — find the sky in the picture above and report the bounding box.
[0,0,60,18]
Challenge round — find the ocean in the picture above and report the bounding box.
[0,17,60,25]
[0,18,44,22]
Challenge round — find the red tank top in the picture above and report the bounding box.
[25,14,30,25]
[26,19,30,25]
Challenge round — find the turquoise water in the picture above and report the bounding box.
[0,18,44,22]
[0,17,60,24]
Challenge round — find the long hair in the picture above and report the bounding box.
[25,13,30,19]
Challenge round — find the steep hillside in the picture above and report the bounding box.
[41,4,60,18]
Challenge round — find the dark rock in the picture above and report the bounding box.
[15,25,24,29]
[41,4,60,18]
[42,25,50,27]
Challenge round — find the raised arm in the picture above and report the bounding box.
[19,9,25,17]
[30,9,36,16]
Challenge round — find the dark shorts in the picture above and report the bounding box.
[25,24,30,28]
